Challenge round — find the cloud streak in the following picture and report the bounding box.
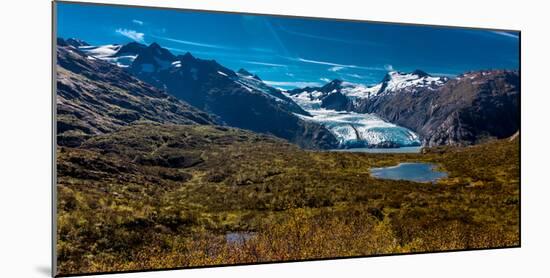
[132,19,144,25]
[115,28,145,43]
[152,35,233,50]
[491,31,519,39]
[328,66,344,72]
[277,25,381,46]
[263,80,322,88]
[243,61,288,67]
[293,57,385,71]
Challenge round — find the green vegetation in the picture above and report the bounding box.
[56,123,519,275]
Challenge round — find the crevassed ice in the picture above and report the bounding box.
[296,109,420,147]
[284,91,421,148]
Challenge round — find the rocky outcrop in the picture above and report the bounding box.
[56,39,217,147]
[124,44,337,149]
[356,70,520,146]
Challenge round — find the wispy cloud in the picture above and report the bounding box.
[115,28,145,43]
[328,66,344,72]
[384,64,394,71]
[295,57,354,67]
[151,35,233,50]
[320,77,331,83]
[491,31,519,39]
[346,73,366,79]
[249,47,276,53]
[243,61,287,67]
[293,57,385,71]
[263,80,322,88]
[132,19,144,25]
[277,24,380,46]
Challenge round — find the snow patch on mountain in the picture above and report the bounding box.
[78,44,138,68]
[340,82,382,99]
[236,73,285,102]
[379,71,447,95]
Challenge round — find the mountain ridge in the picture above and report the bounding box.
[56,38,218,147]
[287,69,519,147]
[66,38,338,149]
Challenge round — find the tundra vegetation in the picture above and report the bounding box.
[56,123,519,275]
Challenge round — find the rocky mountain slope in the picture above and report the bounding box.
[56,38,217,147]
[75,40,337,149]
[288,70,519,147]
[356,70,520,146]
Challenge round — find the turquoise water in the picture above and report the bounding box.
[370,162,447,183]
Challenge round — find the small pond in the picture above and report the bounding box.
[370,162,447,183]
[225,232,255,245]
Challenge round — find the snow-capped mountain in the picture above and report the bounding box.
[60,38,518,149]
[77,44,136,68]
[283,87,421,148]
[75,41,305,112]
[55,38,217,147]
[282,71,448,148]
[287,70,448,109]
[286,68,519,148]
[377,70,448,95]
[68,39,336,149]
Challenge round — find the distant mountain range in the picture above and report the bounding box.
[56,38,216,147]
[287,69,519,146]
[59,38,338,149]
[58,37,520,149]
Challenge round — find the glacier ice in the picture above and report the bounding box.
[284,91,421,148]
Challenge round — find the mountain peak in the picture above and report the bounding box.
[237,68,253,76]
[148,42,162,49]
[320,79,343,92]
[328,79,343,85]
[237,68,261,80]
[66,38,89,47]
[116,41,147,56]
[178,52,195,62]
[411,69,430,78]
[139,42,175,61]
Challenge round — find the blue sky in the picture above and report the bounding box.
[56,2,519,89]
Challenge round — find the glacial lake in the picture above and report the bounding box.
[370,162,447,183]
[330,146,422,153]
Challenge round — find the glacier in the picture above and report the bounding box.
[284,91,421,149]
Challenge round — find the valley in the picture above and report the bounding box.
[56,123,519,274]
[55,37,520,275]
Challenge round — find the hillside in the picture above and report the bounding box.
[288,70,519,147]
[56,39,217,147]
[74,40,338,149]
[56,123,519,274]
[355,70,520,146]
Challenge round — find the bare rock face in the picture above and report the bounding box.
[56,39,217,147]
[355,70,519,147]
[57,38,338,149]
[124,43,337,149]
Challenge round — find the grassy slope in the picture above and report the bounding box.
[56,123,519,275]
